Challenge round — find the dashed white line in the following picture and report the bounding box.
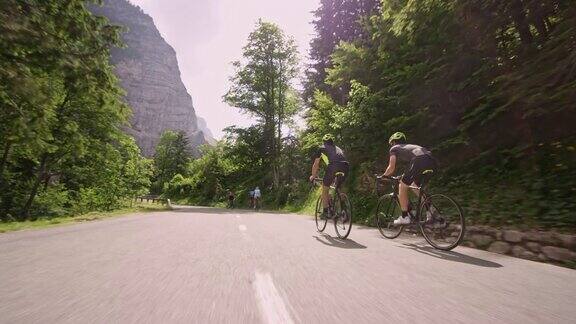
[253,272,294,324]
[239,224,247,232]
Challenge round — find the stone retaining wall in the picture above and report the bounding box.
[463,226,576,267]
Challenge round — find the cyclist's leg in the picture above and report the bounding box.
[395,159,417,225]
[399,181,410,212]
[334,162,349,190]
[321,185,330,208]
[410,156,437,219]
[322,164,336,215]
[400,159,418,213]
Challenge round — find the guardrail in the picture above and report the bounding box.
[135,195,167,204]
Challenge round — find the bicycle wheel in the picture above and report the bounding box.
[314,196,327,232]
[376,194,404,239]
[333,192,352,239]
[419,194,465,251]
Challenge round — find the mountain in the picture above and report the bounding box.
[197,117,217,145]
[90,0,213,156]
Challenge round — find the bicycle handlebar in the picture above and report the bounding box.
[374,174,401,181]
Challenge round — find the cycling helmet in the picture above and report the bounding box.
[322,133,334,142]
[388,132,406,144]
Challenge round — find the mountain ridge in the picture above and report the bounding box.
[90,0,215,156]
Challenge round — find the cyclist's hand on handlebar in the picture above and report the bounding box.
[375,174,398,181]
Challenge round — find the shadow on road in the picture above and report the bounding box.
[313,234,367,249]
[400,243,503,268]
[171,206,300,216]
[171,206,251,214]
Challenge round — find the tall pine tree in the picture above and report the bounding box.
[305,0,380,102]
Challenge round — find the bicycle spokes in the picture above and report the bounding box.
[333,193,352,239]
[419,194,465,251]
[376,195,404,239]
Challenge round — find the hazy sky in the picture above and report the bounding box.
[128,0,319,139]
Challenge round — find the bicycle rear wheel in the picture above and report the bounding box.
[376,194,404,239]
[419,194,465,251]
[334,192,352,239]
[314,196,327,232]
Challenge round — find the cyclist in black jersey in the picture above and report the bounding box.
[382,132,437,225]
[309,134,349,219]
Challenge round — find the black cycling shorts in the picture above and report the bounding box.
[401,155,437,186]
[323,162,349,187]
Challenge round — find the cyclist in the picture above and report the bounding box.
[253,186,261,209]
[309,134,349,219]
[381,132,437,225]
[248,189,255,208]
[227,189,235,208]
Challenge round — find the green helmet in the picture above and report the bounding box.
[322,133,334,142]
[389,132,406,144]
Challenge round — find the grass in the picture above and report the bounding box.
[0,202,171,234]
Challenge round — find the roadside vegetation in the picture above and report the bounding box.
[2,1,574,232]
[0,1,152,224]
[156,1,576,232]
[0,201,169,233]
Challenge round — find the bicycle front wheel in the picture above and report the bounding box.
[314,196,327,232]
[334,193,352,239]
[419,194,465,251]
[376,194,404,239]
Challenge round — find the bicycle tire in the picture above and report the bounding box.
[376,194,404,239]
[315,196,327,232]
[334,192,352,239]
[419,193,465,251]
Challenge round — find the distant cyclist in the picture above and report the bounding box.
[381,132,437,225]
[248,190,255,208]
[227,189,235,208]
[253,186,261,209]
[309,134,349,219]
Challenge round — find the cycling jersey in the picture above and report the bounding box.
[313,143,347,165]
[313,143,349,187]
[390,143,436,186]
[389,144,431,162]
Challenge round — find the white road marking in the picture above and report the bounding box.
[236,215,241,219]
[253,272,294,324]
[239,224,247,232]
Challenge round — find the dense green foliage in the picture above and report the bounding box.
[178,1,575,231]
[304,0,576,229]
[306,0,381,101]
[151,130,192,194]
[0,1,152,220]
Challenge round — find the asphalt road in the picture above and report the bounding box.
[1,207,575,323]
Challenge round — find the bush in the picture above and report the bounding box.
[31,185,71,219]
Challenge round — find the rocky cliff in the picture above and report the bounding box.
[90,0,213,156]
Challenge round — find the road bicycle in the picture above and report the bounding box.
[374,173,465,250]
[226,198,235,209]
[313,173,352,239]
[253,197,261,211]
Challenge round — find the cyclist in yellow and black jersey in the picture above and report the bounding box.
[309,134,349,219]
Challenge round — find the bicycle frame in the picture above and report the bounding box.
[377,176,429,225]
[314,176,343,214]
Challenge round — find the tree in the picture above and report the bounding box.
[223,20,299,189]
[152,130,192,194]
[0,0,149,219]
[305,0,381,102]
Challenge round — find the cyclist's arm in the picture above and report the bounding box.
[310,157,321,180]
[383,155,397,177]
